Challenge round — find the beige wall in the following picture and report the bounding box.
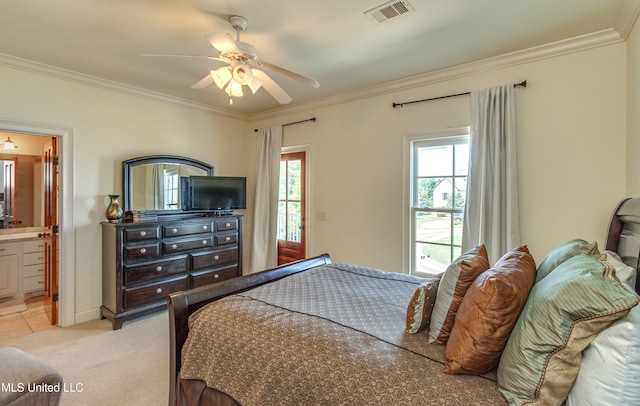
[628,17,640,195]
[251,42,628,269]
[0,65,248,324]
[0,24,635,325]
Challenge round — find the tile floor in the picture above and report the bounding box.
[0,296,54,341]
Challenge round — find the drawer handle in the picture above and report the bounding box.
[156,266,163,272]
[38,281,44,285]
[139,248,146,254]
[171,244,178,250]
[172,228,178,234]
[214,274,219,279]
[140,231,146,237]
[214,255,220,261]
[202,225,208,231]
[202,240,207,245]
[225,222,231,227]
[225,236,231,242]
[156,288,163,294]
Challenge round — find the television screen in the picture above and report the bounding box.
[188,176,246,211]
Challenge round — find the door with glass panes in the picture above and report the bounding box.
[277,152,306,265]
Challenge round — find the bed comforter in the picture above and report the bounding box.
[180,263,506,405]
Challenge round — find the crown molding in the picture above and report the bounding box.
[0,53,249,121]
[0,26,627,124]
[617,0,640,39]
[249,28,624,121]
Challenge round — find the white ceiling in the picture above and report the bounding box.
[0,0,638,116]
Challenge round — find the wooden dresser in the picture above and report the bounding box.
[101,215,242,329]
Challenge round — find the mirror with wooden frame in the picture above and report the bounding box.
[122,155,214,215]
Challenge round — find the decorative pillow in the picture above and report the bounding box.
[497,254,639,405]
[601,250,637,288]
[535,238,599,283]
[566,257,640,406]
[566,301,640,405]
[406,273,443,334]
[444,246,536,375]
[428,244,490,345]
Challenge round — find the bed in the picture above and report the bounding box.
[168,197,640,406]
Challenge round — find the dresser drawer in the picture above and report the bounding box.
[23,263,45,278]
[123,243,160,261]
[23,239,45,253]
[0,243,18,257]
[163,236,213,254]
[124,256,188,286]
[191,247,238,271]
[124,275,188,310]
[124,226,160,242]
[191,264,239,288]
[23,252,46,266]
[23,275,45,292]
[163,221,214,237]
[215,232,238,246]
[215,218,238,232]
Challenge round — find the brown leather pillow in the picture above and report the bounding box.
[428,244,490,345]
[406,273,443,334]
[444,245,536,375]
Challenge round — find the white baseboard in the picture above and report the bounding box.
[74,308,102,325]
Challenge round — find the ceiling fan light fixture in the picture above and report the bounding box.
[231,62,253,85]
[210,67,232,89]
[225,80,243,98]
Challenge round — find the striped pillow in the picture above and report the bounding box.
[428,244,490,344]
[535,238,599,283]
[498,254,639,405]
[566,252,640,405]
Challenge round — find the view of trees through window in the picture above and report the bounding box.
[278,157,302,242]
[412,137,469,275]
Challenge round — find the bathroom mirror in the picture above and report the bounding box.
[123,155,214,215]
[0,154,43,229]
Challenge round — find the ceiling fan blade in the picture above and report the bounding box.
[252,70,293,104]
[140,53,225,62]
[207,33,240,53]
[260,60,319,88]
[191,74,214,89]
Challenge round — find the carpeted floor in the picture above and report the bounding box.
[0,311,169,406]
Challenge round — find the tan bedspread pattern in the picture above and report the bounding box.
[181,263,505,405]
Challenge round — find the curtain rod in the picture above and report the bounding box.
[254,117,317,132]
[392,80,527,109]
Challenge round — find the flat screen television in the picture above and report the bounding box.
[187,176,247,211]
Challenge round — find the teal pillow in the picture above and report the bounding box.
[535,239,599,283]
[498,254,639,405]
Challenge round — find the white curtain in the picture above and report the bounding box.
[250,126,283,273]
[152,164,164,210]
[462,84,520,264]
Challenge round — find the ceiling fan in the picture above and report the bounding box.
[148,15,319,105]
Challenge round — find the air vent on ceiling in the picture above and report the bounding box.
[364,0,414,23]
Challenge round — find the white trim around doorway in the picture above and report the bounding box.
[0,118,75,327]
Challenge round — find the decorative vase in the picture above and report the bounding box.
[105,194,123,223]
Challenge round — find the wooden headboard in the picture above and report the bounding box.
[606,197,640,293]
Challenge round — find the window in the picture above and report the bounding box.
[276,150,307,265]
[410,133,469,275]
[163,169,179,210]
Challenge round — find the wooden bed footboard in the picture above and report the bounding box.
[167,253,332,406]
